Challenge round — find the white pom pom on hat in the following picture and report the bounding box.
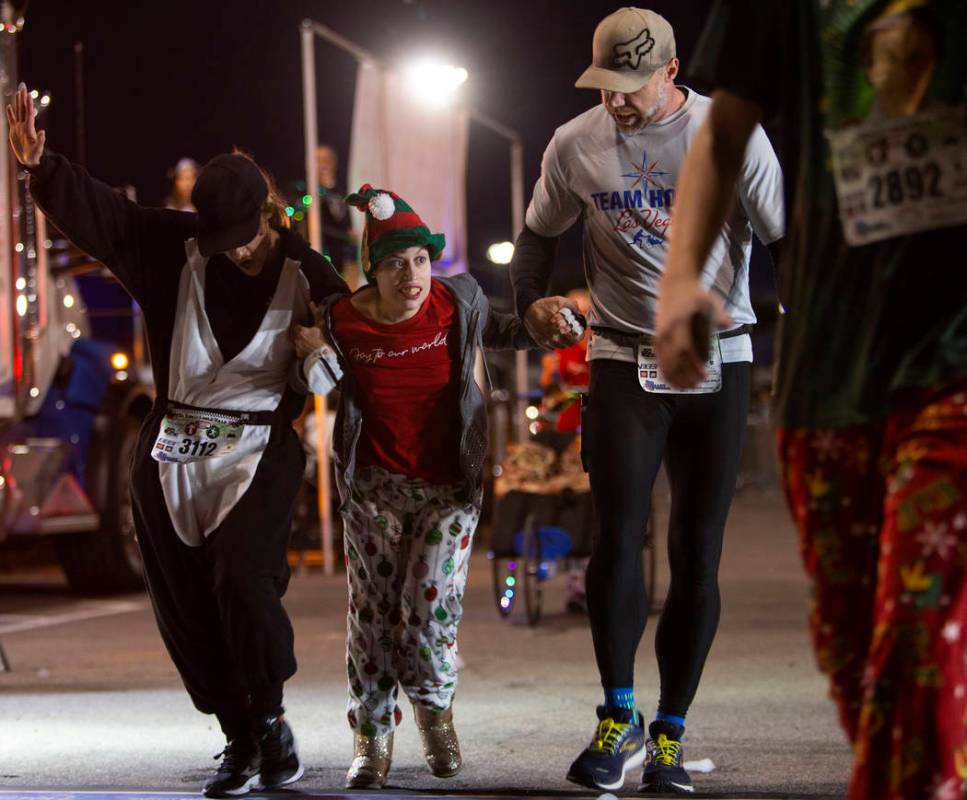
[368,192,396,221]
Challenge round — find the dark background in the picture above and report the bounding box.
[18,0,777,315]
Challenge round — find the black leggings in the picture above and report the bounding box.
[131,413,303,738]
[583,359,749,717]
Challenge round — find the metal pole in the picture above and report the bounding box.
[511,140,524,237]
[511,139,529,441]
[306,20,376,64]
[301,20,333,576]
[313,394,334,576]
[301,21,321,252]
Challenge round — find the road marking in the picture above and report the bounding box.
[0,600,147,635]
[0,794,201,800]
[0,788,796,800]
[0,793,797,800]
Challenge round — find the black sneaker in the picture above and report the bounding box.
[639,720,693,794]
[203,736,260,798]
[566,706,646,790]
[256,716,304,790]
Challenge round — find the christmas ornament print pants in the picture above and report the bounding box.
[342,465,480,735]
[777,381,967,800]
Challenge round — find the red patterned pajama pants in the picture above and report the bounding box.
[777,382,967,800]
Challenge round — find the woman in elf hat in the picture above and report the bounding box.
[291,184,538,788]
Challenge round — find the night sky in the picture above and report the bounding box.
[17,1,773,304]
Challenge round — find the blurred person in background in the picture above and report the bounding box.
[317,144,357,281]
[165,156,198,211]
[539,288,592,613]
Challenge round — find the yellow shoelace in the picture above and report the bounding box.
[652,733,682,766]
[590,719,631,754]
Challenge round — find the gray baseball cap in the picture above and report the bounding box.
[575,7,676,93]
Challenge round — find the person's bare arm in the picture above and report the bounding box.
[655,90,763,387]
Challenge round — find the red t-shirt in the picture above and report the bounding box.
[555,338,589,432]
[331,280,462,484]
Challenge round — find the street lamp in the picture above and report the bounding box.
[405,61,468,106]
[486,241,515,265]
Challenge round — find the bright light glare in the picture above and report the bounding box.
[486,241,514,265]
[525,405,540,420]
[15,295,26,316]
[405,61,468,106]
[111,352,129,370]
[62,294,74,309]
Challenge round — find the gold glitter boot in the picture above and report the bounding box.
[413,704,461,777]
[345,730,393,789]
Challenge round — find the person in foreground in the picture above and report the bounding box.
[290,184,533,789]
[654,1,967,797]
[7,84,349,797]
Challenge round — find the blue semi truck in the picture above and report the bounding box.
[0,6,151,593]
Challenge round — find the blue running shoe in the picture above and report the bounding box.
[639,720,693,794]
[566,706,646,790]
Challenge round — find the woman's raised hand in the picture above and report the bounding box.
[6,83,45,168]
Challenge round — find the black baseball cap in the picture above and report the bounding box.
[192,153,268,257]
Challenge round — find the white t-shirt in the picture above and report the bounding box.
[526,87,784,364]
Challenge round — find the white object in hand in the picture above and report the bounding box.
[560,307,585,338]
[304,346,343,396]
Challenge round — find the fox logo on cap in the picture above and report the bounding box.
[613,28,656,70]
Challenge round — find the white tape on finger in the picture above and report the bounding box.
[305,346,343,395]
[560,307,586,339]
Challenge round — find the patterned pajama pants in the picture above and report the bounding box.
[342,466,481,735]
[777,382,967,800]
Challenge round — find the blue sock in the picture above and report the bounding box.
[604,688,637,723]
[655,710,686,731]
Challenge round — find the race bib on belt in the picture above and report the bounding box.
[152,410,245,464]
[827,105,967,246]
[637,336,722,394]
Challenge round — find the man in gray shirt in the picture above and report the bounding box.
[511,7,783,794]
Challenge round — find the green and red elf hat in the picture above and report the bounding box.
[345,184,446,276]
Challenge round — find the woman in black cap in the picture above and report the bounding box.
[6,84,348,798]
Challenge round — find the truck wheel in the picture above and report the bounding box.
[55,416,144,595]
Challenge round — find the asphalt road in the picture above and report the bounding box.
[0,486,850,799]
